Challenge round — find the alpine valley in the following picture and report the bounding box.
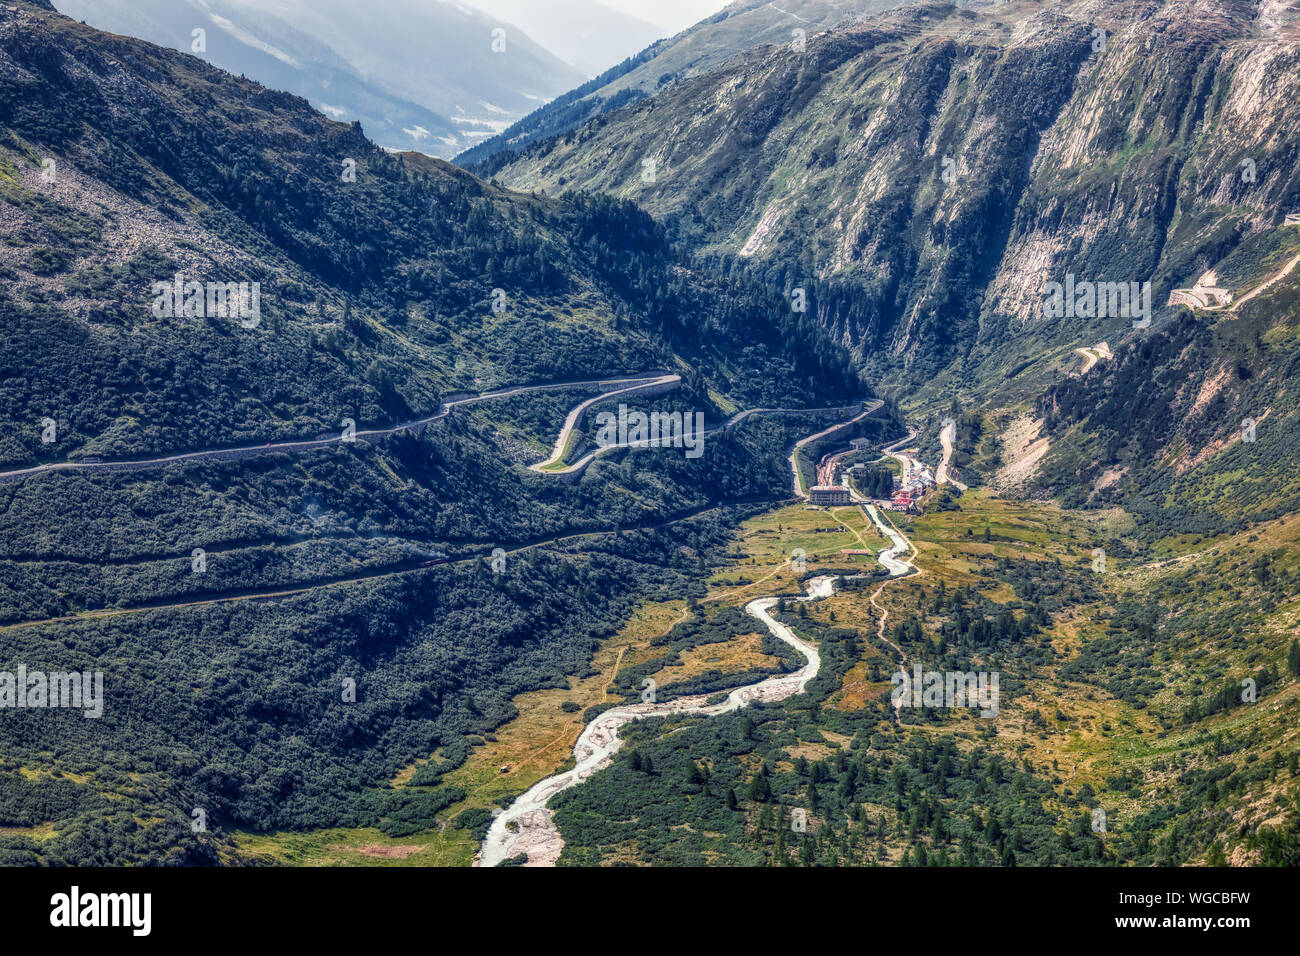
[0,0,1297,870]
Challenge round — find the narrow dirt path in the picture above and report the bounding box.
[862,504,920,664]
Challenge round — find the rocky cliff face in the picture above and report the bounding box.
[493,0,1300,390]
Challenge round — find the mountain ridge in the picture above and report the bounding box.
[458,0,912,170]
[52,0,587,157]
[487,1,1299,381]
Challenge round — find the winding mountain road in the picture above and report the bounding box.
[4,375,879,487]
[0,381,879,633]
[4,374,910,867]
[1231,246,1300,312]
[539,398,880,476]
[529,374,682,471]
[789,402,883,496]
[1073,342,1111,374]
[880,427,919,481]
[0,373,675,486]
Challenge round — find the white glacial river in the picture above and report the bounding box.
[476,575,838,866]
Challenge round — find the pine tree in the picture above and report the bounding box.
[747,767,771,802]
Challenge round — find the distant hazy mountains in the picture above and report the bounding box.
[463,0,664,77]
[53,0,589,157]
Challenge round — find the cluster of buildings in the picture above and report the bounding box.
[883,486,925,511]
[883,455,935,511]
[809,455,937,512]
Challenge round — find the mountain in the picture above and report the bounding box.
[486,1,1300,385]
[0,0,868,864]
[462,0,665,76]
[457,0,909,170]
[53,0,587,156]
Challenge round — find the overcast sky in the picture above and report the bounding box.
[599,0,733,34]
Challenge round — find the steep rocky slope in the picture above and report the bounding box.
[0,0,861,462]
[492,0,1300,386]
[488,0,1300,529]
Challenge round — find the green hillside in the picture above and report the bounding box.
[0,0,877,865]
